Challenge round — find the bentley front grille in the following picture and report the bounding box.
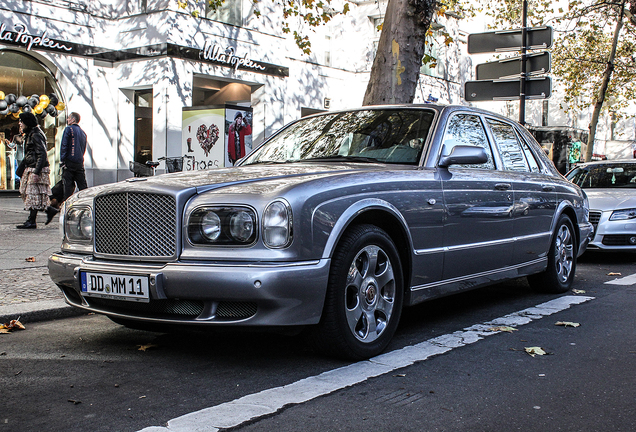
[94,193,177,258]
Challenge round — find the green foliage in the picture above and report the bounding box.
[176,0,350,54]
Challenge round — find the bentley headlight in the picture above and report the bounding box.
[189,207,257,245]
[263,200,292,248]
[609,208,636,221]
[65,206,93,242]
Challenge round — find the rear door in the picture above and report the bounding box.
[484,118,556,266]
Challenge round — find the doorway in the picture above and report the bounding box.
[134,90,153,164]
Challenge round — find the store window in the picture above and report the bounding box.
[134,90,153,165]
[206,0,243,26]
[0,50,66,191]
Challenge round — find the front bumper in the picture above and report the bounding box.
[577,221,595,257]
[48,253,330,326]
[586,214,636,252]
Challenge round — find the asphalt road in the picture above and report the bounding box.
[1,252,635,432]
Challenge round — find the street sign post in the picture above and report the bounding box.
[475,52,551,80]
[467,27,553,54]
[465,77,552,102]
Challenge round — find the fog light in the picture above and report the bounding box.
[629,236,636,245]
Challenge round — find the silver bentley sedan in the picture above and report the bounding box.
[48,105,593,359]
[566,159,636,252]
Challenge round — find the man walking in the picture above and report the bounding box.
[60,112,88,200]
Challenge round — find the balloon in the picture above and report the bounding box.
[12,112,20,119]
[38,111,47,119]
[0,91,4,100]
[48,94,59,106]
[16,95,28,107]
[51,107,59,117]
[33,105,43,114]
[28,97,39,108]
[8,103,19,113]
[55,102,65,111]
[5,93,16,104]
[39,94,50,104]
[0,108,8,116]
[22,105,32,114]
[0,100,6,111]
[45,104,56,114]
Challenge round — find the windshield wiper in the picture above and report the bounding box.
[301,155,381,163]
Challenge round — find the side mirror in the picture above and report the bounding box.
[438,145,488,168]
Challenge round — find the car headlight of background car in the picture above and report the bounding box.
[263,200,292,248]
[65,206,93,242]
[188,206,257,245]
[609,208,636,221]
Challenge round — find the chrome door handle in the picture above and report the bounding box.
[494,183,511,191]
[542,185,555,192]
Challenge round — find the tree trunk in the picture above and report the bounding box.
[362,0,437,106]
[584,4,625,162]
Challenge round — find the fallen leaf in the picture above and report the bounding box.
[25,257,36,262]
[393,374,406,377]
[0,320,26,333]
[608,272,621,276]
[525,347,548,357]
[572,289,586,294]
[137,343,158,352]
[68,399,82,405]
[555,321,580,328]
[139,395,147,399]
[488,326,518,333]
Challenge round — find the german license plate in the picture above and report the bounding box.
[80,272,150,302]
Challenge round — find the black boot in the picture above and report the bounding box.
[45,206,59,225]
[17,209,38,229]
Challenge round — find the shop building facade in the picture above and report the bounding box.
[0,0,466,191]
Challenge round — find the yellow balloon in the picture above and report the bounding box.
[39,94,50,104]
[56,102,65,111]
[34,105,43,114]
[12,112,20,119]
[0,91,5,100]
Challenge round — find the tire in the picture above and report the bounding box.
[311,224,404,360]
[529,215,577,293]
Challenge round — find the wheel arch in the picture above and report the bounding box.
[552,202,580,251]
[320,200,414,304]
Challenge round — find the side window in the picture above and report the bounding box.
[487,119,530,172]
[519,138,541,173]
[442,114,495,169]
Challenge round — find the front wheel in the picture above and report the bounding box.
[529,215,577,293]
[311,224,404,360]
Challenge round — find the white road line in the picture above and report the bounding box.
[605,273,636,286]
[138,295,594,432]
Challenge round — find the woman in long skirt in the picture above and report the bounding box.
[16,112,51,229]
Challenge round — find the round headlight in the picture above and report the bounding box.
[201,211,221,241]
[229,211,255,242]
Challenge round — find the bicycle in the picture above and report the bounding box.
[129,160,159,177]
[158,155,194,173]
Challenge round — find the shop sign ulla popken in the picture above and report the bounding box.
[0,23,72,53]
[199,41,266,72]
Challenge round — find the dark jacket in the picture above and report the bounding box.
[21,126,49,176]
[60,124,87,168]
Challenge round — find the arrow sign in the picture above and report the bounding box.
[468,27,553,54]
[476,52,551,80]
[464,77,552,101]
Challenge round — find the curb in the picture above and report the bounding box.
[0,300,87,324]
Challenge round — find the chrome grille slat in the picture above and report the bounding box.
[95,193,177,258]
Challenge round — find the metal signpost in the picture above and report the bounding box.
[464,0,552,125]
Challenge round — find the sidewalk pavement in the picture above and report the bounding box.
[0,196,85,324]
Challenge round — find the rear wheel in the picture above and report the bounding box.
[529,215,577,293]
[311,224,404,360]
